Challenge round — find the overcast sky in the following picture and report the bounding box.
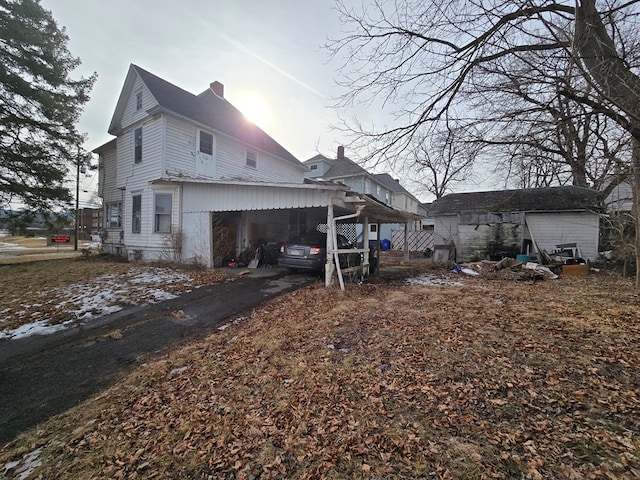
[41,0,358,163]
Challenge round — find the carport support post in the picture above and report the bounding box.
[325,203,336,287]
[363,216,370,274]
[404,221,410,262]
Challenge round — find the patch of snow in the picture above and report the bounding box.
[3,448,42,480]
[0,320,75,340]
[1,267,200,340]
[218,324,229,331]
[170,366,188,375]
[406,275,464,287]
[0,241,27,250]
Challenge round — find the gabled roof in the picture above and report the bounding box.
[108,64,303,168]
[374,173,418,198]
[430,186,602,215]
[304,154,334,166]
[324,154,369,178]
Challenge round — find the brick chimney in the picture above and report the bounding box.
[337,145,345,160]
[210,81,224,98]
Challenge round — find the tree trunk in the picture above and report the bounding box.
[575,0,640,287]
[632,138,640,287]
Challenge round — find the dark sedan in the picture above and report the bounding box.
[278,231,361,272]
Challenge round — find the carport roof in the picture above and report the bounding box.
[154,177,419,224]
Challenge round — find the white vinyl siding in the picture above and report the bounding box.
[121,76,156,129]
[116,119,163,190]
[165,116,198,175]
[163,115,303,182]
[99,145,117,201]
[525,212,599,261]
[215,135,303,183]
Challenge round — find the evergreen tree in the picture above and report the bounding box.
[0,0,95,213]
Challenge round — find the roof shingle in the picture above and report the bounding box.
[430,186,602,215]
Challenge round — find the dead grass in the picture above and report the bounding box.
[0,256,231,333]
[1,268,639,479]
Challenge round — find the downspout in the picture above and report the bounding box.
[331,205,365,290]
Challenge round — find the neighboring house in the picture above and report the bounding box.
[304,148,423,244]
[95,65,414,269]
[430,186,602,262]
[603,178,633,213]
[78,207,101,240]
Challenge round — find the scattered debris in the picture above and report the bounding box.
[169,366,188,376]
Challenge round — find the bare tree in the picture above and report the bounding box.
[330,0,640,285]
[408,126,479,199]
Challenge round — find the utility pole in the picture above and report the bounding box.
[75,146,80,251]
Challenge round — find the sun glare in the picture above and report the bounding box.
[238,94,269,129]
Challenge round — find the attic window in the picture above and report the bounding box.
[199,131,213,155]
[246,149,257,168]
[135,91,142,110]
[310,164,318,171]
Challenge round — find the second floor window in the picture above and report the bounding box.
[246,149,257,168]
[132,195,141,234]
[199,131,213,155]
[134,127,142,163]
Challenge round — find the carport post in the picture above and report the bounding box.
[404,221,410,262]
[363,216,370,274]
[325,203,336,287]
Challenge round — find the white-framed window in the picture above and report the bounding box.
[135,91,142,110]
[154,193,172,233]
[132,194,142,234]
[310,164,318,171]
[245,149,257,168]
[364,179,371,194]
[134,127,142,163]
[199,131,214,155]
[107,202,121,228]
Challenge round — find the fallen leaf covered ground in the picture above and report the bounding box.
[1,264,639,479]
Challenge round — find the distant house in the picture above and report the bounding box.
[430,186,602,262]
[603,178,633,213]
[95,65,415,269]
[304,148,424,244]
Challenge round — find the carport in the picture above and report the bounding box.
[325,189,421,288]
[176,178,420,287]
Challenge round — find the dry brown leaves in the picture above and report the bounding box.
[1,271,639,479]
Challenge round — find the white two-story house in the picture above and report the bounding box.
[95,65,418,268]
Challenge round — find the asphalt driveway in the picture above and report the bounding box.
[0,269,314,447]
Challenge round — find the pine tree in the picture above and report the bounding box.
[0,0,96,214]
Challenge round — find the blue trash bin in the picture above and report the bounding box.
[381,239,390,251]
